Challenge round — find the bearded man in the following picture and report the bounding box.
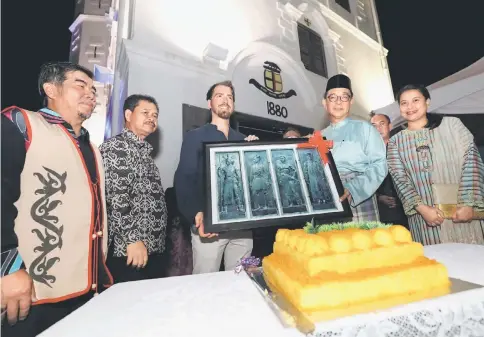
[174,81,258,274]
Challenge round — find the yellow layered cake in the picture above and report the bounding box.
[262,224,451,321]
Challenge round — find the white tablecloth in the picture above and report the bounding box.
[40,269,289,337]
[40,244,484,337]
[423,243,484,285]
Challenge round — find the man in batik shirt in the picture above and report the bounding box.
[100,94,168,282]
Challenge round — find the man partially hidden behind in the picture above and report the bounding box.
[320,74,387,221]
[1,62,112,336]
[371,114,409,228]
[175,81,258,274]
[283,127,301,139]
[100,95,168,282]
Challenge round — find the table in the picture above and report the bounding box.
[40,268,289,337]
[40,244,484,337]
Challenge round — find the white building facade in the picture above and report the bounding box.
[70,0,394,189]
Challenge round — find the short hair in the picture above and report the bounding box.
[206,81,235,102]
[38,62,94,105]
[283,127,301,137]
[396,84,431,103]
[123,94,159,114]
[370,113,391,124]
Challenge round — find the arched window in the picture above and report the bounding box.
[297,23,328,78]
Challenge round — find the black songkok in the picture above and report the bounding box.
[325,74,353,96]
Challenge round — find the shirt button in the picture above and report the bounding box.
[97,231,103,237]
[92,233,97,239]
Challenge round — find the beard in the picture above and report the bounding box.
[78,111,93,121]
[78,101,95,121]
[213,105,233,119]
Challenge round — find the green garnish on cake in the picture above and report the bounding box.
[303,218,392,234]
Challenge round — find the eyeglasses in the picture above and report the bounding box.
[327,94,352,103]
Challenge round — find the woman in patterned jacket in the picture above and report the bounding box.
[387,84,484,245]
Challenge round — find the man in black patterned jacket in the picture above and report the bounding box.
[100,94,167,283]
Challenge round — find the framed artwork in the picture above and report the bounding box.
[203,134,353,233]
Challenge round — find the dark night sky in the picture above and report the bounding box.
[375,0,484,94]
[1,1,76,110]
[1,1,483,111]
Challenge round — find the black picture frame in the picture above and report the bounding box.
[203,138,352,233]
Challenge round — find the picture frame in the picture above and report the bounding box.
[203,136,353,233]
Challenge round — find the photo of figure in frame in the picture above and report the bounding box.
[270,149,308,214]
[297,148,336,211]
[203,137,353,233]
[215,152,246,221]
[243,150,278,217]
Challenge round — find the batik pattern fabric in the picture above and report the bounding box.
[387,116,484,245]
[164,216,193,277]
[163,187,193,277]
[100,128,168,257]
[340,172,380,222]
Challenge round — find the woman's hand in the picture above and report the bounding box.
[452,206,474,223]
[416,204,444,226]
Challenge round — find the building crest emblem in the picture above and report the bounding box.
[249,61,297,99]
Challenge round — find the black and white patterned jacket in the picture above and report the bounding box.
[100,128,167,257]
